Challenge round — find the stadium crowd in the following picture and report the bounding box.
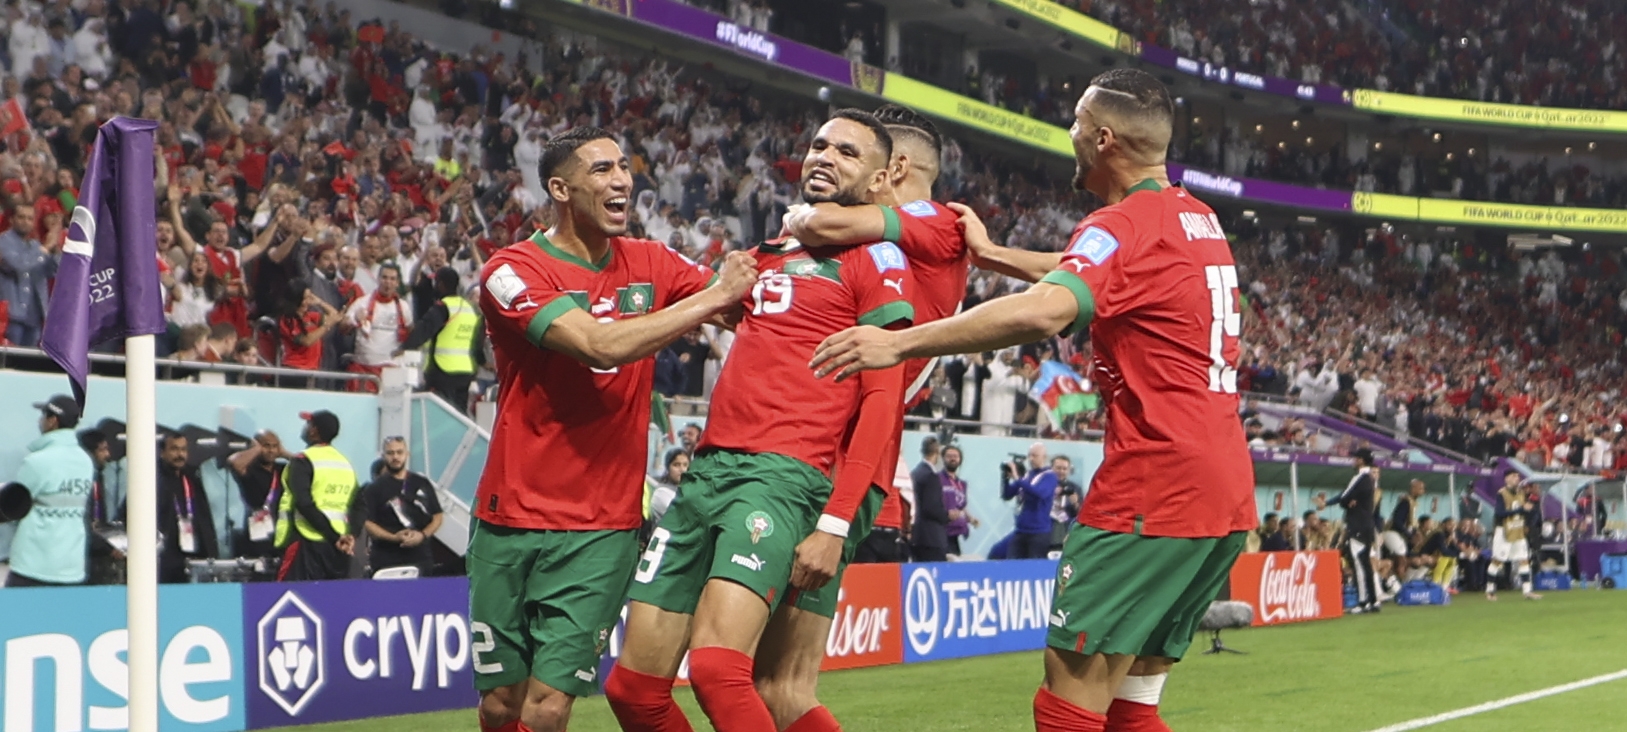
[1173,127,1627,210]
[1075,0,1627,110]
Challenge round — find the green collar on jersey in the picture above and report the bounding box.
[1127,178,1164,195]
[532,230,613,272]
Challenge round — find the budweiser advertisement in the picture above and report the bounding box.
[1228,550,1344,626]
[822,563,904,671]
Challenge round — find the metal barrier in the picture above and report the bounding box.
[0,345,381,389]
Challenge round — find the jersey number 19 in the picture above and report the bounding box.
[751,273,794,315]
[1205,265,1240,394]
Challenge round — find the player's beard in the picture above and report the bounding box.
[802,182,868,207]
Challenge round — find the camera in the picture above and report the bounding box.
[1004,453,1027,478]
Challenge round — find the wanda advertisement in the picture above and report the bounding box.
[1228,550,1344,626]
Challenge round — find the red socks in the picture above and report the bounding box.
[1106,699,1171,732]
[1034,687,1107,732]
[605,663,695,732]
[478,720,527,732]
[687,646,778,732]
[785,706,843,732]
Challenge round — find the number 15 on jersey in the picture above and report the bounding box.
[1205,265,1240,394]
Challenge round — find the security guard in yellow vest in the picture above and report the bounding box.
[402,267,485,414]
[275,410,360,582]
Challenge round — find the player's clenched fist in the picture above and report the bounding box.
[810,325,903,380]
[715,250,760,299]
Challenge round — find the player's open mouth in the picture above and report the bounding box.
[807,169,836,186]
[604,196,628,222]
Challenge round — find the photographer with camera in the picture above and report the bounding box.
[1001,442,1057,559]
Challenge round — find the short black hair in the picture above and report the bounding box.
[1052,454,1071,465]
[664,448,687,470]
[1088,68,1175,124]
[539,126,618,180]
[435,266,461,294]
[78,429,108,453]
[1353,447,1375,466]
[921,435,940,456]
[872,103,942,156]
[1263,512,1279,522]
[828,108,893,163]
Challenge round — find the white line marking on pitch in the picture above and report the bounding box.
[1364,669,1627,732]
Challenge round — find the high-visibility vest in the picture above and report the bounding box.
[275,444,358,547]
[432,295,479,374]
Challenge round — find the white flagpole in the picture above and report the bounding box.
[125,333,159,732]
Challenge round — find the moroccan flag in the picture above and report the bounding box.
[41,117,165,407]
[1029,359,1095,422]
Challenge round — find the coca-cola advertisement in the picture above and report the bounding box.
[1228,550,1344,626]
[821,563,904,671]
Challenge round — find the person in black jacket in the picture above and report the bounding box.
[910,437,949,562]
[1318,448,1379,613]
[122,433,219,584]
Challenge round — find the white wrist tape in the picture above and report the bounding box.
[817,514,851,538]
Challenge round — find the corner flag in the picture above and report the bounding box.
[41,116,165,406]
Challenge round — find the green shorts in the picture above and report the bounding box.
[466,520,640,696]
[789,485,885,617]
[1046,526,1247,660]
[627,450,831,614]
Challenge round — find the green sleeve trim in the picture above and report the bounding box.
[858,300,914,328]
[525,296,583,346]
[1039,269,1096,336]
[879,204,903,242]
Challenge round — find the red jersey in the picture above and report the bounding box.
[855,200,969,526]
[701,239,915,475]
[476,232,713,530]
[1039,184,1255,538]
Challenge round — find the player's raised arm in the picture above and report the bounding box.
[783,202,891,247]
[947,202,1063,283]
[810,281,1081,380]
[537,250,756,370]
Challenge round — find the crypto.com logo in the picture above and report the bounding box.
[904,567,939,656]
[257,591,326,715]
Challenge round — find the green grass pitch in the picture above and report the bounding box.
[274,590,1627,732]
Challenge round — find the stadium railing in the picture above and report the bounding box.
[0,345,381,390]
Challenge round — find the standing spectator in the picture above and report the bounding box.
[1047,455,1081,551]
[345,263,412,388]
[226,430,289,559]
[275,410,360,582]
[0,204,59,347]
[678,423,703,456]
[981,348,1026,436]
[1354,369,1384,421]
[169,251,224,329]
[1317,448,1379,613]
[5,395,94,587]
[126,432,219,584]
[940,445,977,556]
[362,437,442,576]
[401,268,483,412]
[278,283,344,372]
[909,437,949,562]
[1001,442,1055,559]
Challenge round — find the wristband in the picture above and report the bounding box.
[816,514,850,538]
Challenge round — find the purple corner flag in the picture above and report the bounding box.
[41,117,165,407]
